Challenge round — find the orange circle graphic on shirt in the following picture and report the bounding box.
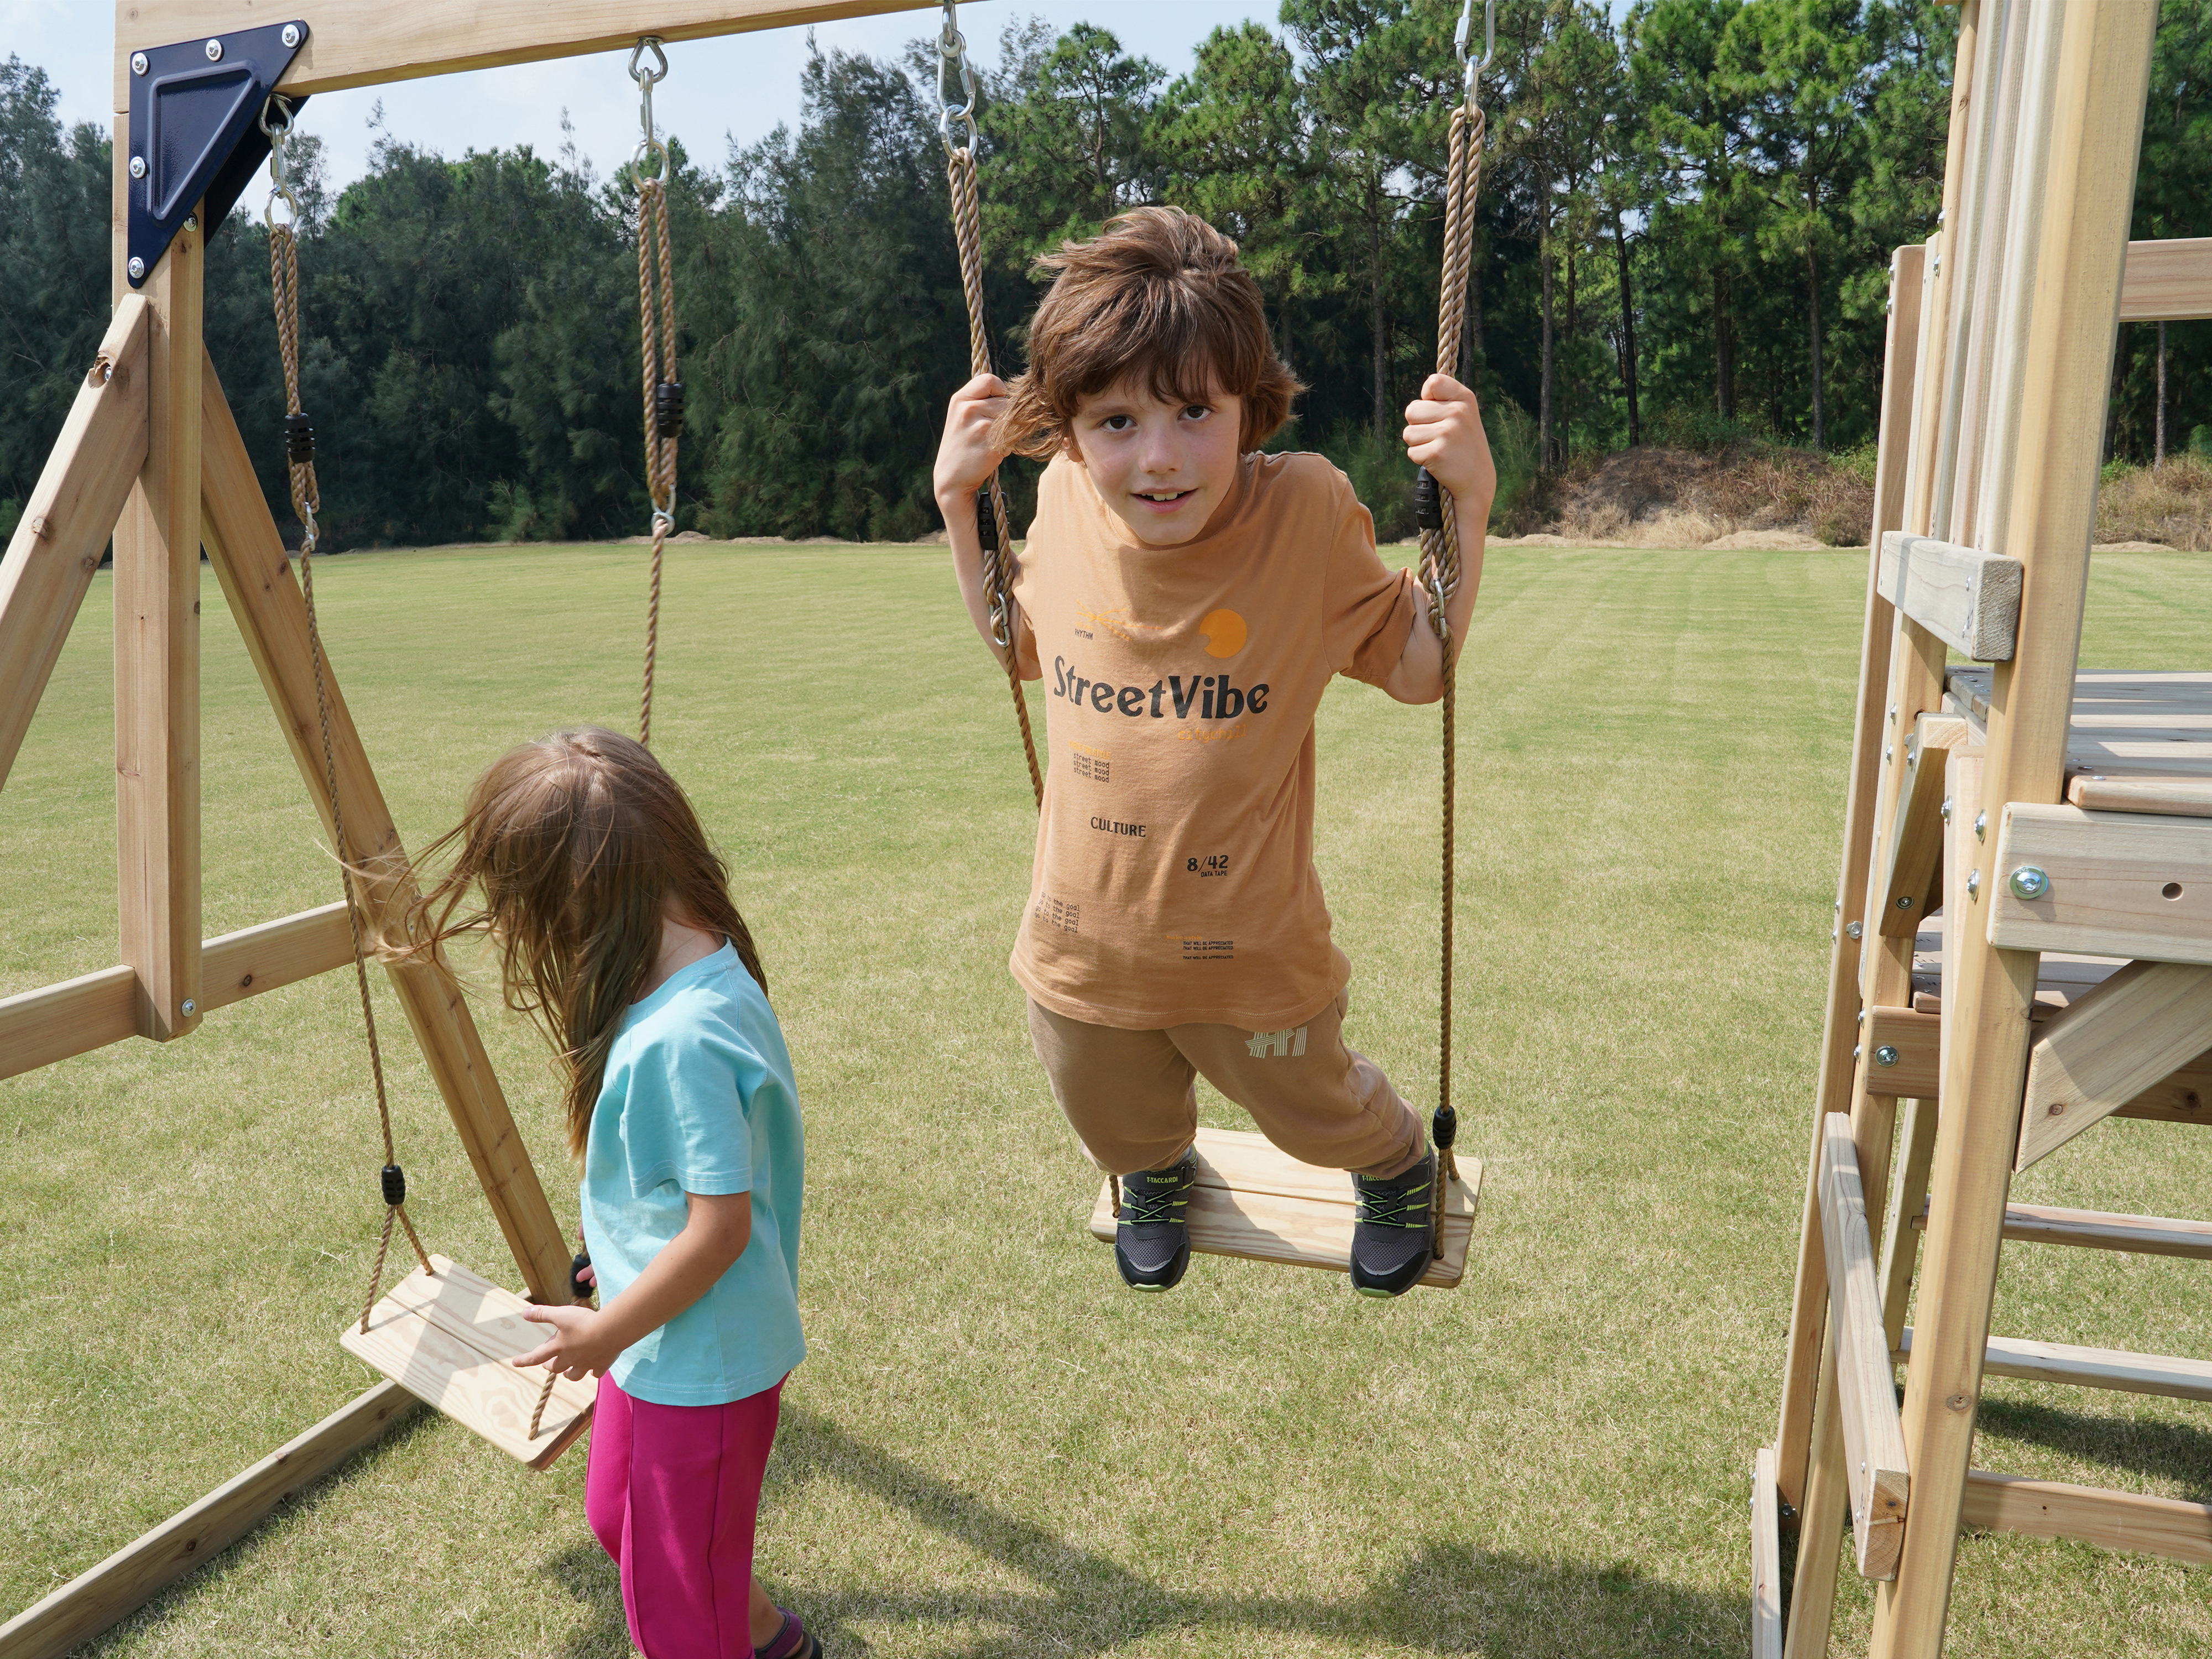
[1198,608,1248,658]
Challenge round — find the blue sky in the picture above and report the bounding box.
[4,0,1284,187]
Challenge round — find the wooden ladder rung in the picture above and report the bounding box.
[1899,1327,2212,1403]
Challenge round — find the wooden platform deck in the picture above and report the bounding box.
[1945,667,2212,817]
[1086,1126,1481,1289]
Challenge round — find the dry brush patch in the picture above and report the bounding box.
[1519,444,1877,549]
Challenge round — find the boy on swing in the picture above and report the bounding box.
[934,205,1494,1297]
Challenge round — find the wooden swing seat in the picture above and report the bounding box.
[341,1256,596,1470]
[1087,1126,1482,1290]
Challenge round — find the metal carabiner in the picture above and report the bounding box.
[937,0,979,153]
[1454,0,1496,102]
[630,37,672,184]
[260,95,302,230]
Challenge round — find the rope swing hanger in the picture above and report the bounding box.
[633,35,682,749]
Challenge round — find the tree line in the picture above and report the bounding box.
[3,0,2208,551]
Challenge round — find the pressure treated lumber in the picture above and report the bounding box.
[0,295,148,793]
[1085,1127,1480,1288]
[113,0,943,108]
[1987,805,2212,964]
[1876,533,2022,662]
[1818,1114,1910,1579]
[1752,1448,1783,1659]
[1959,1471,2212,1565]
[197,356,573,1307]
[1863,1006,1940,1097]
[2069,776,2212,818]
[2016,959,2212,1167]
[0,901,352,1080]
[1945,667,2212,808]
[1877,718,1952,937]
[342,1256,594,1468]
[0,1382,417,1659]
[113,212,204,1044]
[2118,236,2212,321]
[1897,1328,2212,1403]
[1913,1199,2212,1261]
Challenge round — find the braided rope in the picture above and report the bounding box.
[637,176,679,747]
[270,220,435,1329]
[946,147,1045,808]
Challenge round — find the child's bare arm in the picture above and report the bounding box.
[514,1190,751,1379]
[934,373,1031,672]
[1383,373,1495,705]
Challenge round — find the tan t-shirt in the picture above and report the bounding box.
[1006,449,1417,1030]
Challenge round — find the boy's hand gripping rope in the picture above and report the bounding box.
[1414,0,1491,1248]
[261,97,435,1324]
[940,1,1045,809]
[633,37,681,748]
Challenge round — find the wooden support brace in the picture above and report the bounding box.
[1988,806,2212,966]
[0,295,149,792]
[2016,959,2212,1166]
[2114,1050,2211,1123]
[196,351,572,1306]
[1899,1327,2212,1403]
[1877,533,2023,662]
[0,1383,418,1659]
[1877,719,1954,938]
[1819,1114,1911,1579]
[1751,1448,1783,1659]
[2118,236,2212,322]
[1960,1470,2212,1564]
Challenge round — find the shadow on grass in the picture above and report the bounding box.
[547,1404,1745,1657]
[1975,1395,2212,1505]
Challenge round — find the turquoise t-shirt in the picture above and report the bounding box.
[579,941,806,1406]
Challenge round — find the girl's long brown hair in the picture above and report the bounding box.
[390,728,766,1159]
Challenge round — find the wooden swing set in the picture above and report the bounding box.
[1750,0,2212,1652]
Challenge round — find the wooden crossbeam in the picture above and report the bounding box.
[0,296,149,793]
[2119,236,2212,321]
[0,902,352,1081]
[1988,805,2212,965]
[1899,1327,2212,1404]
[1960,1470,2212,1565]
[1912,1198,2212,1261]
[1876,533,2022,662]
[2017,959,2212,1167]
[0,1383,417,1659]
[1817,1114,1910,1579]
[112,0,945,109]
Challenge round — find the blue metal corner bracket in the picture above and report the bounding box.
[124,20,309,287]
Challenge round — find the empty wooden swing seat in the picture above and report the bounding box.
[1087,1126,1483,1290]
[342,1256,595,1470]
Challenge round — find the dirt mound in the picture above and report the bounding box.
[1536,445,1875,548]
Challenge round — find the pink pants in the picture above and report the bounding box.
[586,1371,786,1659]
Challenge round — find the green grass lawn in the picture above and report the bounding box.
[2,540,2209,1657]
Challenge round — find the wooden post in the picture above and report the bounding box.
[112,201,204,1044]
[196,354,573,1306]
[1868,2,2159,1653]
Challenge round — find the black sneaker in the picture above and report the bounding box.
[1115,1150,1197,1291]
[1350,1150,1436,1298]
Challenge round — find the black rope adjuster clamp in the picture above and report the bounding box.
[570,1250,595,1303]
[653,380,685,440]
[379,1164,406,1207]
[284,410,315,463]
[1412,467,1444,533]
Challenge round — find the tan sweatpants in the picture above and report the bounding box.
[1026,989,1427,1180]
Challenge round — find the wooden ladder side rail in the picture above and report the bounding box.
[1772,239,1927,1519]
[0,902,352,1080]
[0,1382,418,1659]
[197,355,573,1307]
[1871,4,2160,1655]
[2016,959,2212,1167]
[1751,1448,1784,1659]
[112,0,943,108]
[0,295,150,792]
[1819,1115,1912,1580]
[1960,1471,2212,1565]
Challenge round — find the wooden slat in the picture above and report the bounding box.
[1960,1470,2212,1564]
[1877,532,2022,661]
[2017,959,2212,1167]
[2069,776,2212,818]
[113,211,204,1043]
[1899,1327,2212,1403]
[1877,718,1953,937]
[2118,236,2212,322]
[1084,1127,1479,1290]
[0,295,149,792]
[0,1382,416,1659]
[198,357,572,1307]
[0,902,355,1080]
[1751,1447,1783,1659]
[1817,1114,1910,1579]
[340,1256,593,1469]
[1988,805,2212,964]
[1995,1200,2212,1260]
[112,0,943,108]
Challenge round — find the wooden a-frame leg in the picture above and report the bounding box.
[0,296,150,793]
[1784,1342,1850,1657]
[197,351,572,1307]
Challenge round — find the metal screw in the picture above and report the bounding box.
[1885,744,1895,762]
[205,38,224,60]
[1888,703,1898,722]
[1940,797,1954,823]
[1853,1044,1863,1061]
[1875,1045,1900,1067]
[1967,869,1982,899]
[180,998,197,1015]
[283,23,302,47]
[132,51,149,75]
[129,154,147,179]
[1974,810,1986,841]
[1856,1010,1865,1026]
[1846,921,1864,940]
[127,255,146,279]
[2008,865,2051,900]
[182,213,197,232]
[1896,895,1915,910]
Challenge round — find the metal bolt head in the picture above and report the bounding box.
[283,23,302,47]
[1875,1045,1900,1067]
[182,213,197,232]
[131,51,149,75]
[1896,894,1915,910]
[1967,869,1982,899]
[127,255,146,279]
[180,998,197,1015]
[129,154,147,179]
[1846,921,1864,940]
[1941,796,1954,824]
[1885,743,1895,762]
[205,38,224,60]
[1853,1044,1863,1061]
[1974,809,1986,841]
[2008,865,2051,900]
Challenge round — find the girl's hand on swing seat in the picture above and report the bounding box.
[515,1303,620,1381]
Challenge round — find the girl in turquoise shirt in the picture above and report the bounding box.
[401,727,818,1659]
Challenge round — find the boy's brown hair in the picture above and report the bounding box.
[994,205,1302,458]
